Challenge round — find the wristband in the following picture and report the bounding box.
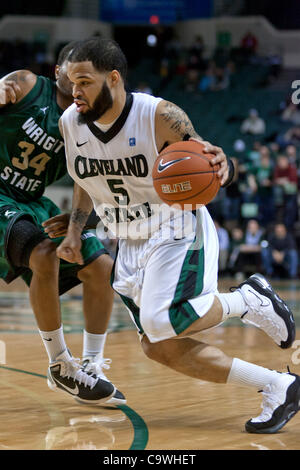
[221,158,235,188]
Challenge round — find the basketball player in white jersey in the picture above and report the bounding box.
[56,38,300,434]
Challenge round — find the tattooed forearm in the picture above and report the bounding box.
[69,184,93,233]
[70,208,90,229]
[159,101,199,139]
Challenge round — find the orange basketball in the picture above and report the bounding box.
[152,140,221,210]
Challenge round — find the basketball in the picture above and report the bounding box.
[152,140,221,209]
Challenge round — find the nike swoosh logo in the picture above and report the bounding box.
[76,141,88,147]
[43,338,52,342]
[55,380,79,396]
[157,156,191,172]
[248,290,271,308]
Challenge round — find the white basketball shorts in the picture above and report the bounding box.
[112,206,219,343]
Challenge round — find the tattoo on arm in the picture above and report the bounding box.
[71,208,89,230]
[160,101,199,139]
[4,71,27,84]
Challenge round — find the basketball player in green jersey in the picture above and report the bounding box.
[0,42,125,405]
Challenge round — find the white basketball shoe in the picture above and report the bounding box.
[246,369,300,433]
[233,273,295,348]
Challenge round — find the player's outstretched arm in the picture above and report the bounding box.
[155,100,232,186]
[56,183,94,265]
[0,70,37,107]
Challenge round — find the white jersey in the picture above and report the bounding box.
[61,92,194,239]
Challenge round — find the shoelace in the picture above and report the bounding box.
[255,366,294,422]
[84,358,112,381]
[63,357,99,389]
[256,383,283,422]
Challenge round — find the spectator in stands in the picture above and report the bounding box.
[279,125,300,147]
[228,226,244,279]
[164,33,184,62]
[285,144,299,165]
[228,220,264,278]
[222,158,241,224]
[175,57,187,77]
[247,141,263,168]
[214,219,230,275]
[185,53,203,92]
[249,151,275,226]
[240,109,266,135]
[269,142,280,160]
[185,67,200,92]
[198,65,216,92]
[210,67,230,91]
[189,35,205,62]
[273,154,298,229]
[281,103,300,126]
[240,31,258,62]
[261,223,298,279]
[241,31,258,54]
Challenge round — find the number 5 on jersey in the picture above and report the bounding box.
[107,179,130,205]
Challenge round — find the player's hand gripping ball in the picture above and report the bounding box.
[152,140,221,210]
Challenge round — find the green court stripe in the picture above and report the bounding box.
[118,405,149,450]
[0,365,47,379]
[0,365,149,450]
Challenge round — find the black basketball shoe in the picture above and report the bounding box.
[47,349,115,404]
[81,354,126,406]
[245,370,300,434]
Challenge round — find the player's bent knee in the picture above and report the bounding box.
[141,335,176,367]
[77,254,113,283]
[7,217,49,269]
[29,239,59,275]
[141,335,163,361]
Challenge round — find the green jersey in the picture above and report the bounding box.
[0,75,67,202]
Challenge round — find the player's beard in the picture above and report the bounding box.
[77,81,113,125]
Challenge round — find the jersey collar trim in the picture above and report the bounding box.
[87,92,133,144]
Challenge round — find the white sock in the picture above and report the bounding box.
[83,330,107,359]
[216,291,248,321]
[227,358,281,389]
[39,325,67,363]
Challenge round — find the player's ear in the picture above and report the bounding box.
[55,65,60,80]
[109,70,121,86]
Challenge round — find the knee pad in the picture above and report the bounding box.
[7,218,47,268]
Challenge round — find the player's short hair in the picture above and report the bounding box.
[57,41,81,66]
[68,38,127,81]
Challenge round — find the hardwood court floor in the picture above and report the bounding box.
[0,278,300,450]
